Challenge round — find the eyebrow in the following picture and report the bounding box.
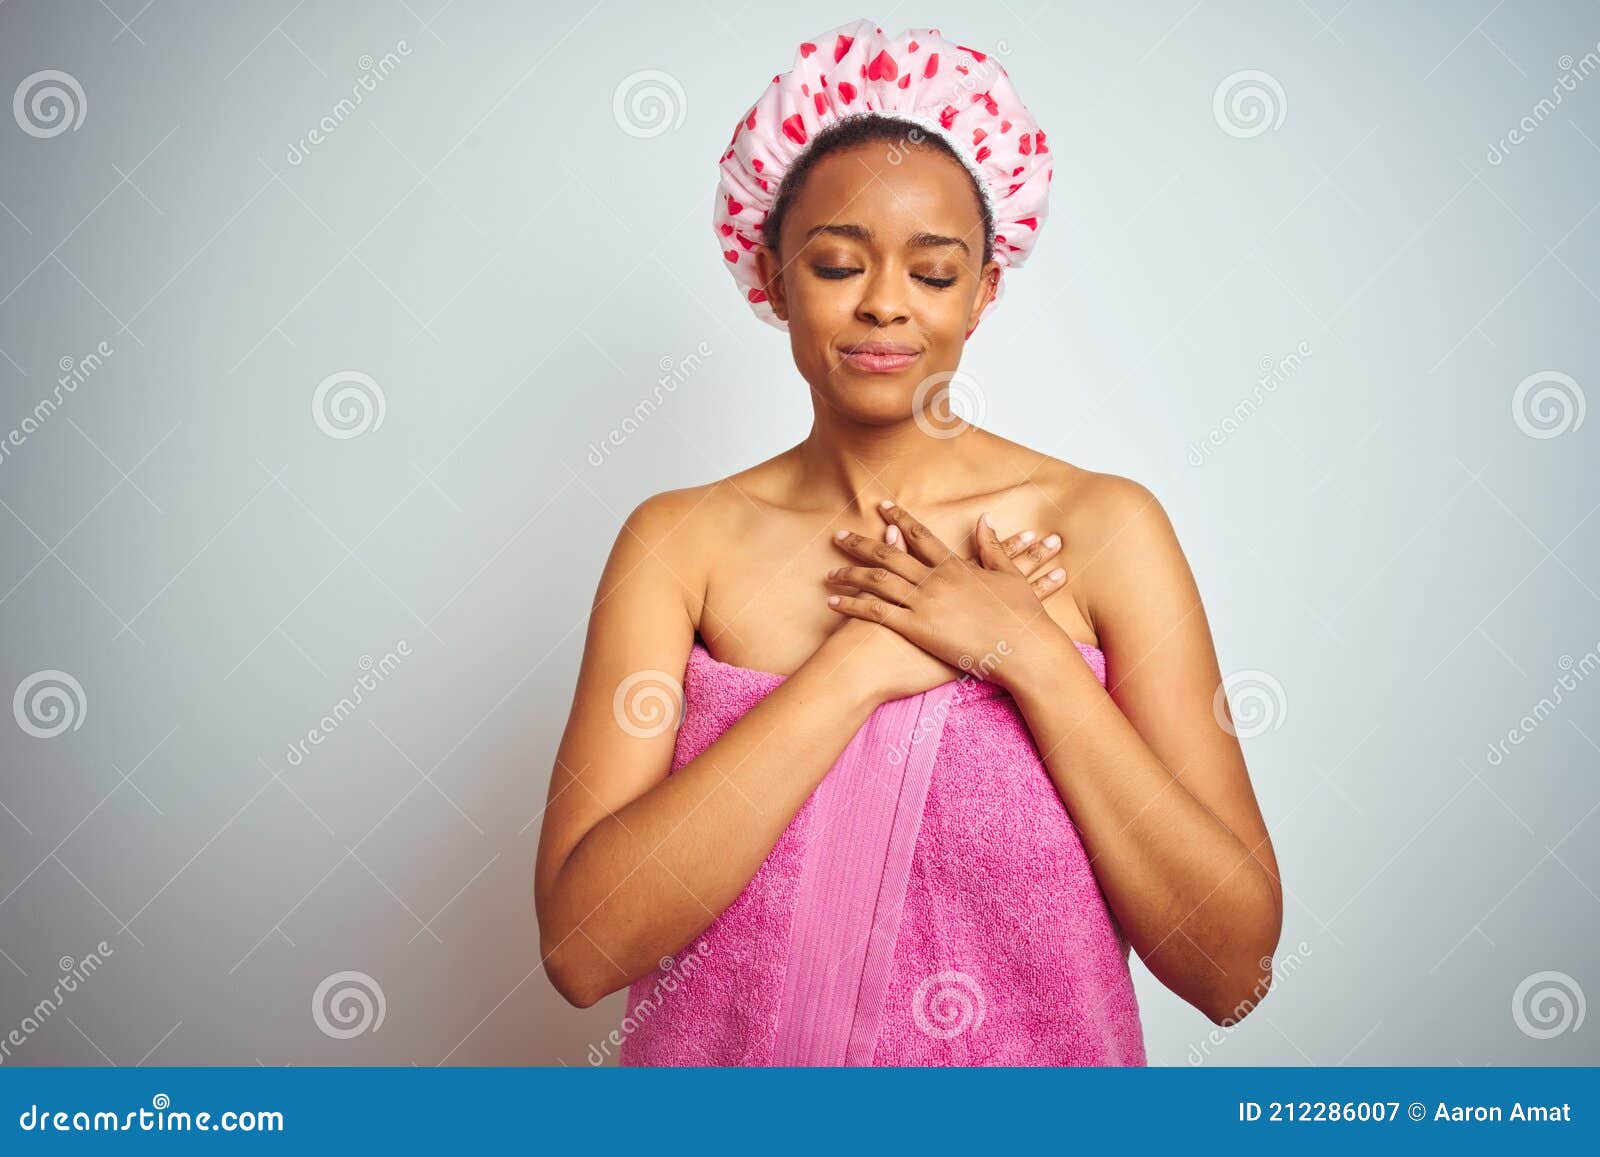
[804,223,970,255]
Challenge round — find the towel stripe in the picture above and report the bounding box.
[772,682,959,1065]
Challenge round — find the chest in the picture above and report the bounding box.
[694,505,1096,674]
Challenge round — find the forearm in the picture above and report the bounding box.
[1005,637,1281,1024]
[543,653,879,1006]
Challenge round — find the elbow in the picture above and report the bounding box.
[555,978,605,1011]
[536,892,607,1010]
[1203,868,1283,1026]
[1203,954,1277,1027]
[542,936,607,1010]
[534,862,632,1010]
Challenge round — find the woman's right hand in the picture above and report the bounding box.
[810,524,1068,703]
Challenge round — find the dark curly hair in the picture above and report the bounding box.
[759,113,995,269]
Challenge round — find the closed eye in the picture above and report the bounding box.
[812,265,956,289]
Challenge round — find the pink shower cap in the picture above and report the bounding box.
[714,18,1053,332]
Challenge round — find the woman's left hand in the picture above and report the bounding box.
[824,501,1074,691]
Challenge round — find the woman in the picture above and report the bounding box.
[534,20,1281,1065]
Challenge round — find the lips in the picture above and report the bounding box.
[838,341,923,373]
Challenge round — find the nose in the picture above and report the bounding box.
[855,264,909,328]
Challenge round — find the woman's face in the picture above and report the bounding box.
[755,141,998,424]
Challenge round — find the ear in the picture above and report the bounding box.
[753,246,789,322]
[964,262,1000,339]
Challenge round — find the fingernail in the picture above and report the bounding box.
[827,595,841,606]
[879,499,895,510]
[886,525,899,544]
[834,529,849,540]
[1048,568,1066,582]
[1019,530,1036,545]
[1044,533,1061,549]
[980,512,992,528]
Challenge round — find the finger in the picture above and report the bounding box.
[875,500,954,567]
[824,564,919,607]
[831,528,928,584]
[1012,532,1062,578]
[1029,563,1069,601]
[825,591,910,631]
[974,512,1021,573]
[1000,528,1038,562]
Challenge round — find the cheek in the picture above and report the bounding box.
[788,277,856,323]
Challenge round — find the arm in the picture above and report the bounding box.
[533,493,882,1008]
[1003,480,1282,1025]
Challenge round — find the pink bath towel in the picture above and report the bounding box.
[617,636,1146,1066]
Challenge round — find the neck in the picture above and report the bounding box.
[790,396,987,518]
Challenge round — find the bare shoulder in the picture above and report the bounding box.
[613,465,776,624]
[1022,460,1192,639]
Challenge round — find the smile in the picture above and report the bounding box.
[838,344,923,373]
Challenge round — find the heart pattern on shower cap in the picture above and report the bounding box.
[714,18,1053,332]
